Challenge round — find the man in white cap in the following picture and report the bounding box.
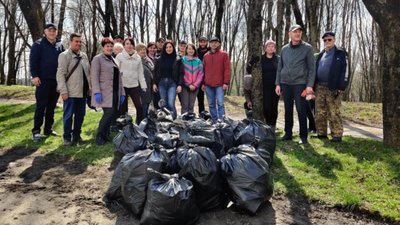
[275,24,315,144]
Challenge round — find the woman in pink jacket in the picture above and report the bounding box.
[180,43,204,114]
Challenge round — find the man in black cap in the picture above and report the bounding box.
[30,23,65,141]
[275,24,315,144]
[313,31,349,142]
[155,37,165,59]
[196,36,210,114]
[113,35,124,44]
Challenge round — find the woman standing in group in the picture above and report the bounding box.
[136,43,153,119]
[152,41,183,119]
[180,43,204,114]
[147,42,160,109]
[91,37,125,145]
[115,38,147,124]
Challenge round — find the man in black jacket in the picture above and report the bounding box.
[30,23,64,141]
[196,36,209,114]
[314,31,349,142]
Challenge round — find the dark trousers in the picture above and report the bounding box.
[32,79,60,135]
[197,88,205,113]
[63,97,86,141]
[306,99,316,132]
[153,90,161,110]
[180,87,199,114]
[120,87,144,124]
[263,86,280,127]
[142,103,149,120]
[281,84,308,138]
[98,108,116,139]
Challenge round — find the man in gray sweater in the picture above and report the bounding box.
[275,24,315,144]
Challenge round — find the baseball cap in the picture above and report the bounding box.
[209,36,220,43]
[45,23,57,30]
[289,24,303,32]
[198,36,208,41]
[322,31,335,39]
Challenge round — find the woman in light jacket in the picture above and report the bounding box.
[115,38,147,124]
[91,37,125,145]
[136,43,153,119]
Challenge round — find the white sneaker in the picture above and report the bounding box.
[32,133,41,142]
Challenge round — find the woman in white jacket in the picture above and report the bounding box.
[115,38,147,124]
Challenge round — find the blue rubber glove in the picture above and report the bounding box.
[95,93,102,104]
[120,95,125,105]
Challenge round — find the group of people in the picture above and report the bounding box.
[245,25,348,144]
[30,23,231,145]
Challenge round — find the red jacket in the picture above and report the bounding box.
[203,49,231,87]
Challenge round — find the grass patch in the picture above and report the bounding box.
[341,102,382,127]
[0,85,36,101]
[0,100,397,221]
[273,129,400,220]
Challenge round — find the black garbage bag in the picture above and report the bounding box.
[105,147,170,216]
[234,118,276,163]
[114,123,148,154]
[199,110,211,121]
[140,169,199,225]
[214,117,240,152]
[180,112,197,121]
[139,116,158,142]
[154,131,179,149]
[180,119,224,158]
[177,145,227,211]
[220,144,273,214]
[116,114,133,130]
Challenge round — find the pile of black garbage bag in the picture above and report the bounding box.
[106,109,276,225]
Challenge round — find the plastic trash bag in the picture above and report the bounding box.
[220,144,273,214]
[140,169,200,225]
[234,118,276,163]
[139,116,158,142]
[177,145,226,211]
[154,132,179,149]
[114,123,148,154]
[105,147,170,216]
[214,117,240,152]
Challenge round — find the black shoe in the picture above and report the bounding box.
[96,136,106,145]
[299,137,308,144]
[72,136,83,144]
[32,133,42,142]
[63,139,72,146]
[281,134,292,141]
[330,137,342,142]
[311,134,328,139]
[44,130,60,137]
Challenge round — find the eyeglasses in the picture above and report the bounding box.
[323,38,333,42]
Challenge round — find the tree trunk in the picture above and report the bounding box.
[246,0,264,120]
[214,0,225,38]
[6,0,17,85]
[17,0,44,41]
[57,0,67,39]
[362,0,400,147]
[305,0,320,51]
[119,0,125,37]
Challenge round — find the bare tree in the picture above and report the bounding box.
[17,0,44,40]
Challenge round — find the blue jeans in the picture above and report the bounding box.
[158,78,177,119]
[63,97,86,140]
[205,86,225,122]
[281,84,308,138]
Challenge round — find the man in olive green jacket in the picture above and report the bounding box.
[56,33,91,145]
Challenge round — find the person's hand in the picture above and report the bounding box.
[247,101,253,109]
[176,85,182,94]
[275,85,281,96]
[223,84,229,91]
[142,88,147,93]
[31,77,41,87]
[306,86,314,94]
[120,95,125,105]
[61,93,69,101]
[201,85,205,91]
[189,85,196,91]
[95,93,102,104]
[152,84,158,92]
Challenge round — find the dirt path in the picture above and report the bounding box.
[0,147,391,225]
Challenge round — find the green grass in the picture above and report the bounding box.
[273,129,400,220]
[0,85,36,101]
[342,101,382,127]
[0,102,114,165]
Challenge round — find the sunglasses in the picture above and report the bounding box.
[323,38,333,42]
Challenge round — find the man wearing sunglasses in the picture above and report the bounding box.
[313,32,349,142]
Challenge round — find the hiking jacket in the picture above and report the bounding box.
[203,49,231,87]
[316,46,349,91]
[181,56,204,89]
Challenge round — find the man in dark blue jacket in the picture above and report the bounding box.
[30,23,64,141]
[314,31,349,142]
